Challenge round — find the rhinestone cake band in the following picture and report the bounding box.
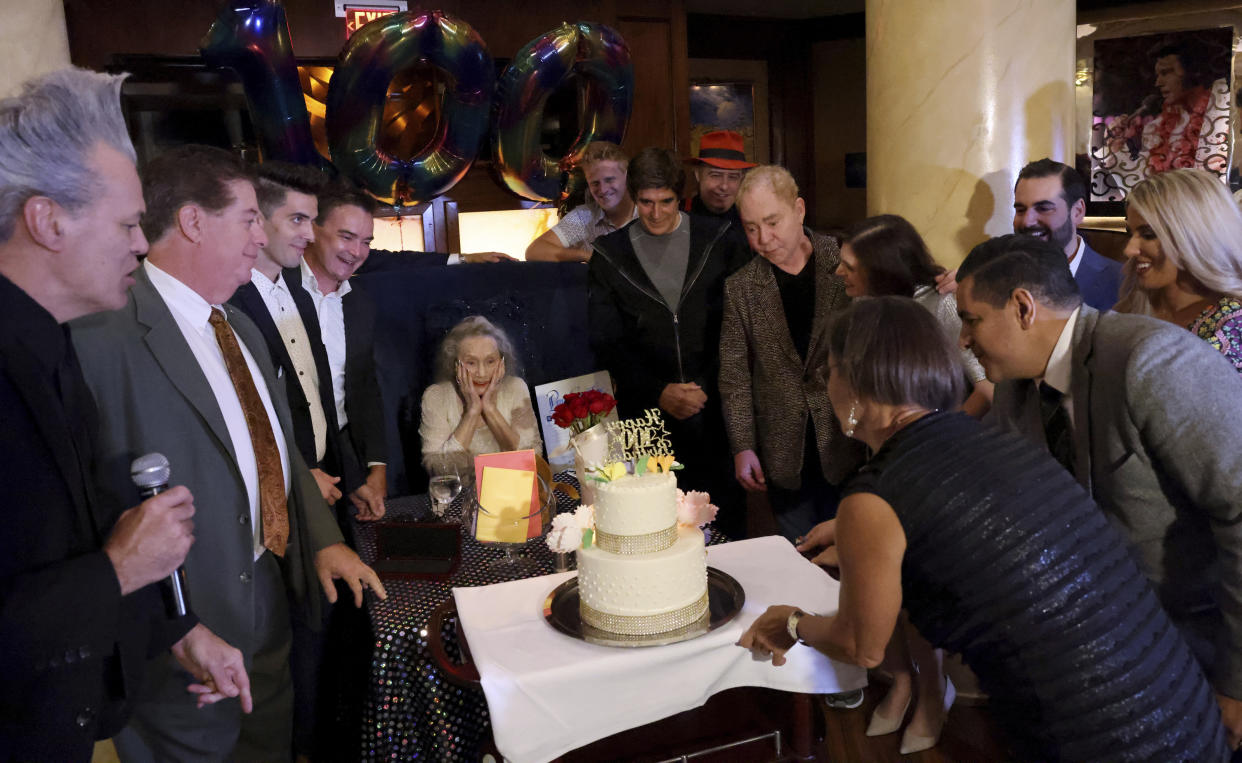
[580,590,710,635]
[594,525,677,555]
[579,610,711,645]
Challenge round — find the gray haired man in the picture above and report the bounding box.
[0,67,250,761]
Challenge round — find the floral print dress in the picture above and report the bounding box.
[1188,296,1242,372]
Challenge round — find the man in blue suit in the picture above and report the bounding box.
[1012,159,1122,311]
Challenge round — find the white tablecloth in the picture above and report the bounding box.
[452,535,868,763]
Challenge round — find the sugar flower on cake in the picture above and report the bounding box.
[572,503,595,531]
[586,461,627,483]
[676,490,717,528]
[547,512,585,553]
[546,505,597,553]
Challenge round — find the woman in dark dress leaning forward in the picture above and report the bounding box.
[739,296,1228,761]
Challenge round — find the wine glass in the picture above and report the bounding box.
[461,471,555,570]
[426,453,462,518]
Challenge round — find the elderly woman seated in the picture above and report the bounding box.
[419,316,541,476]
[739,296,1227,760]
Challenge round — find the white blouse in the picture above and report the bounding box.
[913,285,988,384]
[419,375,542,475]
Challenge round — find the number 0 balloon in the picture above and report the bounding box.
[199,2,633,205]
[327,10,494,205]
[492,23,634,202]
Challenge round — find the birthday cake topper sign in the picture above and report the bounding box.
[583,408,682,482]
[605,408,673,463]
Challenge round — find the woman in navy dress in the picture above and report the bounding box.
[739,296,1228,760]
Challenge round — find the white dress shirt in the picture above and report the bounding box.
[300,260,351,429]
[250,269,328,461]
[1037,306,1081,430]
[147,261,291,559]
[1067,236,1085,278]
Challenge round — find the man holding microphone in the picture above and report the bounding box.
[0,67,249,761]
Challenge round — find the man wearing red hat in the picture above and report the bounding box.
[685,130,757,224]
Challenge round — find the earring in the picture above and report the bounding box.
[844,401,859,438]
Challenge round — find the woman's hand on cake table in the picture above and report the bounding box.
[734,450,767,492]
[796,519,839,568]
[659,382,708,420]
[738,605,799,666]
[456,360,484,415]
[480,357,506,414]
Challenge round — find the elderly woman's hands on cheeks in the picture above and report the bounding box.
[737,604,800,666]
[481,356,505,413]
[455,359,482,415]
[456,356,506,415]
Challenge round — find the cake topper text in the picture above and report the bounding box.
[605,408,674,464]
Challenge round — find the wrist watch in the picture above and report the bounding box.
[786,609,808,644]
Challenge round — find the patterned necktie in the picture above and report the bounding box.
[209,308,289,557]
[1038,381,1076,476]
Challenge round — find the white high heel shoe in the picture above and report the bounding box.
[899,676,956,755]
[864,690,911,737]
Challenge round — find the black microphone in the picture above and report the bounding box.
[130,453,190,618]
[1135,93,1163,118]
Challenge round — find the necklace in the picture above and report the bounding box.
[891,407,937,433]
[863,408,939,462]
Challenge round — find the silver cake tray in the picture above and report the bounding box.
[543,567,745,648]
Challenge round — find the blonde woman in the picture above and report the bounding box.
[1117,168,1242,370]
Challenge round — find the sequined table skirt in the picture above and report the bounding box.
[354,473,728,761]
[353,475,581,761]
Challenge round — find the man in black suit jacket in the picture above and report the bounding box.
[0,68,248,761]
[296,182,389,521]
[229,162,344,509]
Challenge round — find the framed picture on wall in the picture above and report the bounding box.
[1077,11,1242,215]
[689,81,758,161]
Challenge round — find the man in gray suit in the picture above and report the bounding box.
[719,165,863,542]
[956,233,1242,748]
[72,145,386,761]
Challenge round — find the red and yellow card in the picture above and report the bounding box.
[473,450,541,542]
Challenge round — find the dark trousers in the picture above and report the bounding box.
[768,469,841,543]
[290,428,370,758]
[289,583,370,760]
[115,552,292,762]
[766,419,841,543]
[665,407,746,540]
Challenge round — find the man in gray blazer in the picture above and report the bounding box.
[956,233,1242,748]
[72,145,385,761]
[719,166,864,542]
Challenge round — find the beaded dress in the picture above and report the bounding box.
[1188,295,1242,373]
[845,411,1228,761]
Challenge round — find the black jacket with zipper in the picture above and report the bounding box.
[587,214,753,422]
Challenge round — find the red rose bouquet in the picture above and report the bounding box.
[552,389,616,434]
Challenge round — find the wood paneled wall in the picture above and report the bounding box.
[687,12,864,229]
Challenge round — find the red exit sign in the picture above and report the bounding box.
[344,7,399,38]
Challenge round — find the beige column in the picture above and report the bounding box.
[0,0,70,97]
[866,0,1076,266]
